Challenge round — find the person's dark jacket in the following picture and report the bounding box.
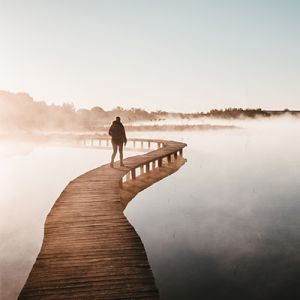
[109,120,127,144]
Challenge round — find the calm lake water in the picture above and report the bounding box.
[1,119,300,300]
[125,120,300,300]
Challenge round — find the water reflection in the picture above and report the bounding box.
[125,120,300,300]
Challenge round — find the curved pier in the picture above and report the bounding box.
[19,137,186,299]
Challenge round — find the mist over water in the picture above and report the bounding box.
[125,119,300,299]
[0,142,133,300]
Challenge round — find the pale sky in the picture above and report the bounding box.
[0,0,299,112]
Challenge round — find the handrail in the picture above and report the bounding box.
[119,140,186,187]
[42,133,187,185]
[76,135,166,150]
[73,134,187,179]
[75,135,187,188]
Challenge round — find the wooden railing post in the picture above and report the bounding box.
[131,168,136,180]
[167,154,171,163]
[152,161,156,170]
[158,158,162,167]
[146,163,150,173]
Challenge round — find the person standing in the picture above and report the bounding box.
[109,116,127,167]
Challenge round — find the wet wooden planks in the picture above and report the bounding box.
[19,140,186,299]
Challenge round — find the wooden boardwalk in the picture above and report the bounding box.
[19,138,186,299]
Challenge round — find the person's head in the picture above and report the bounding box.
[116,116,121,122]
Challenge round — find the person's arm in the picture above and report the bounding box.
[122,125,127,145]
[108,124,113,136]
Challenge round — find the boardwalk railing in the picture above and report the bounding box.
[119,140,185,186]
[75,135,164,151]
[72,135,186,187]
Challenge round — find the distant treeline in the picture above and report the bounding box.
[0,90,299,132]
[158,108,300,119]
[0,91,156,131]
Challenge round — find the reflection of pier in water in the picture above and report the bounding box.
[19,136,187,299]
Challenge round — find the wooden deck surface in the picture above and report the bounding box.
[19,140,186,299]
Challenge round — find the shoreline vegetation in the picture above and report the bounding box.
[1,90,299,133]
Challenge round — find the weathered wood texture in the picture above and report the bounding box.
[19,139,186,300]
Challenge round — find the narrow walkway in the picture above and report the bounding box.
[19,139,186,299]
